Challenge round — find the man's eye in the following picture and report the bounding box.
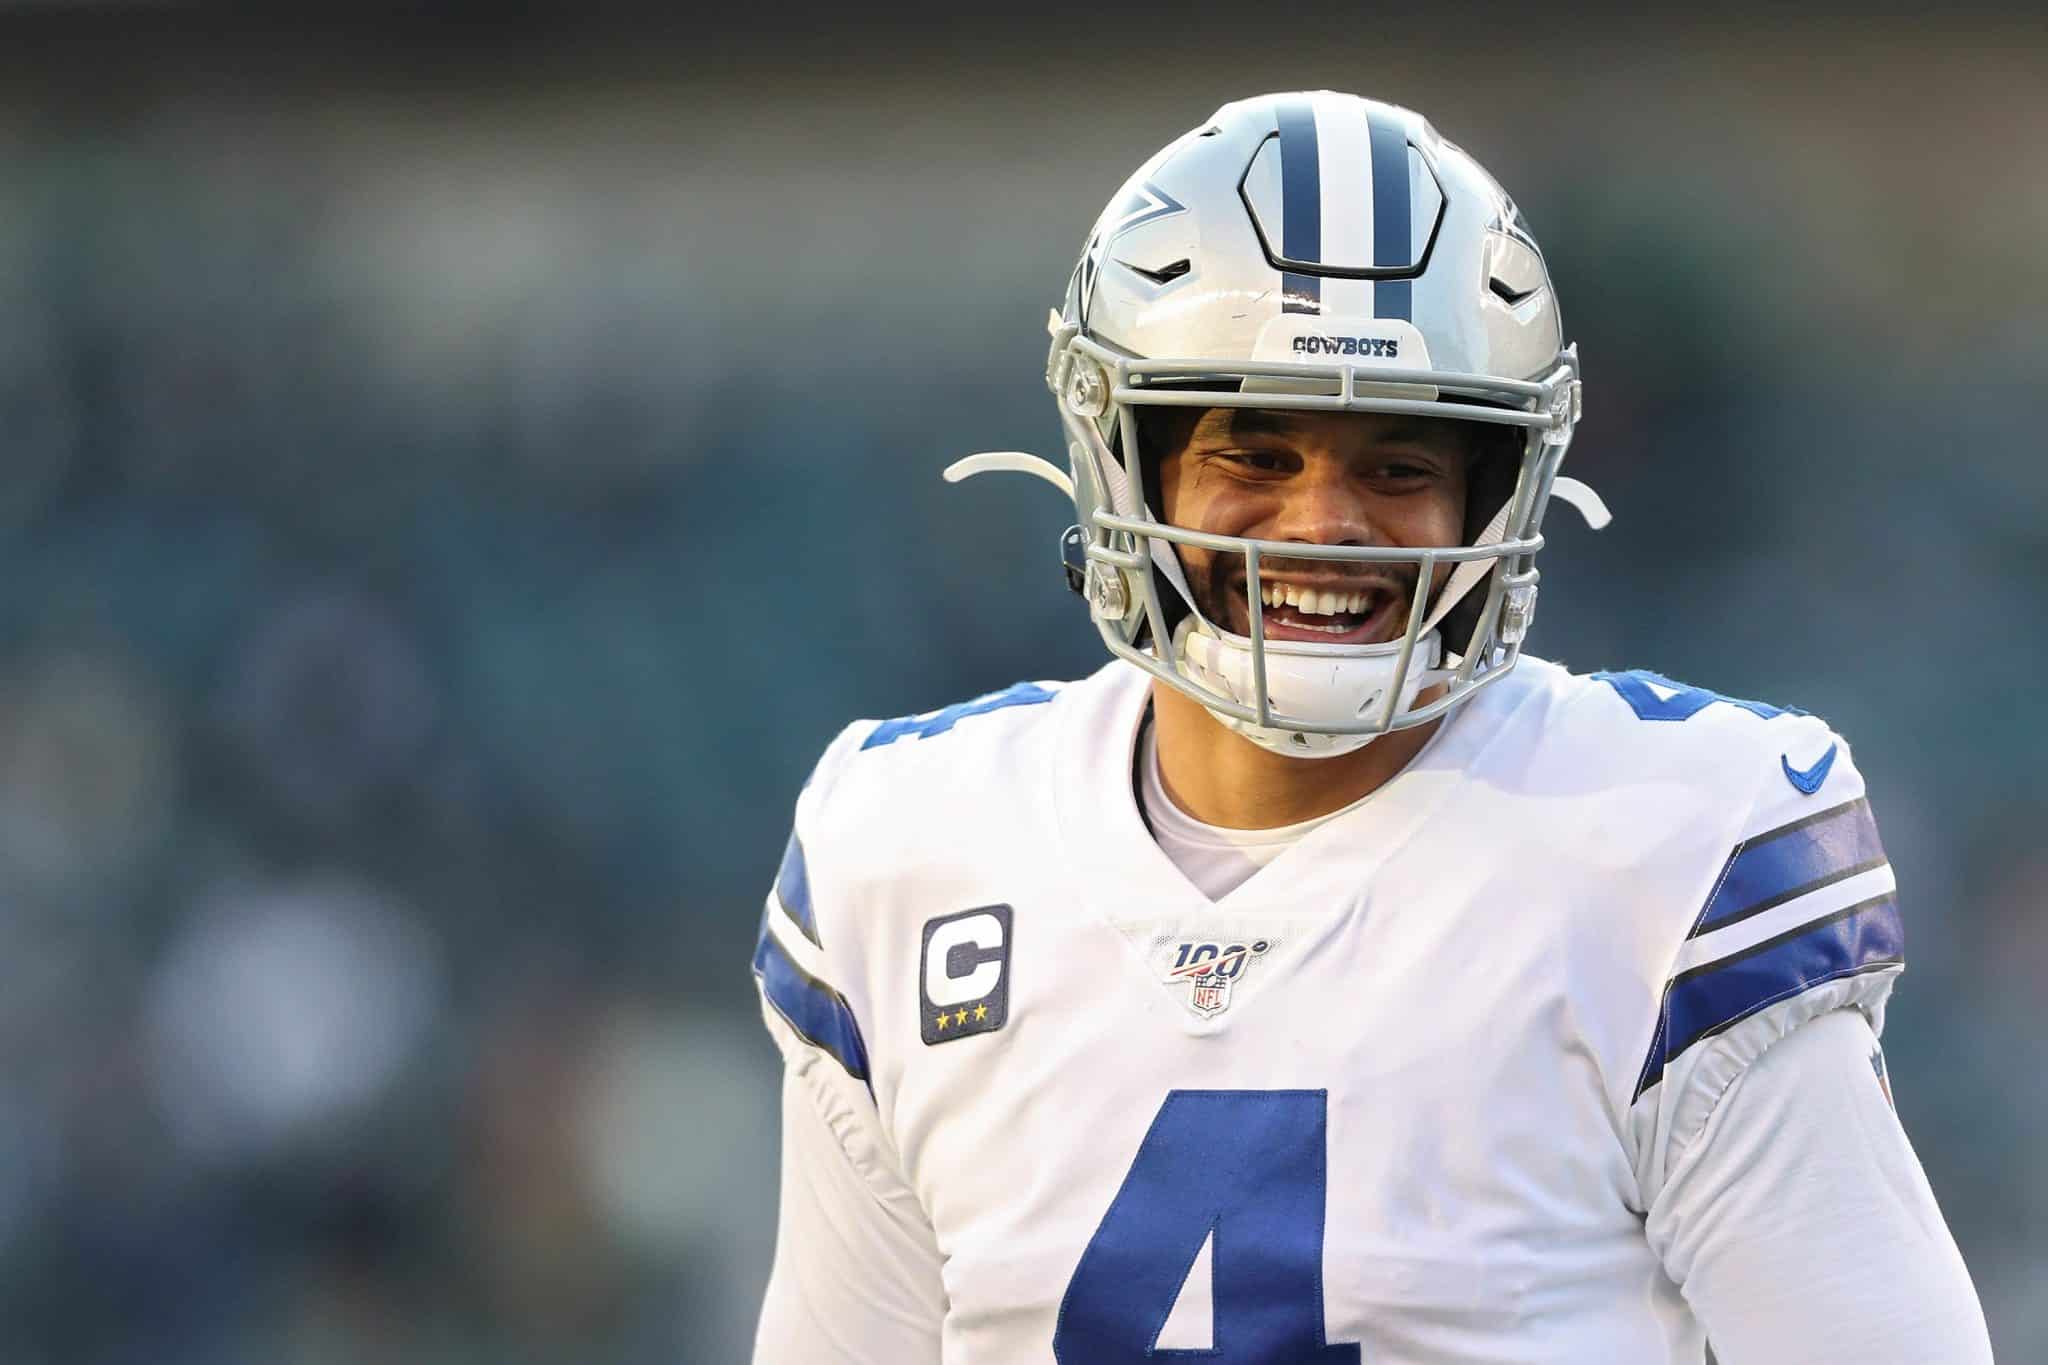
[1219,449,1289,472]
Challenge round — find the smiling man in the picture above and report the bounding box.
[750,92,1990,1364]
[1143,406,1490,834]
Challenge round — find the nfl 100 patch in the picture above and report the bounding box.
[920,905,1013,1045]
[1151,935,1275,1019]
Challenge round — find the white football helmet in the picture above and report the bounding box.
[948,91,1609,757]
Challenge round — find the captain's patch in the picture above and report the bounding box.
[920,905,1013,1045]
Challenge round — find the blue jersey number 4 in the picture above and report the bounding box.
[1054,1089,1361,1363]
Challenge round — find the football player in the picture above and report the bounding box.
[749,92,1991,1363]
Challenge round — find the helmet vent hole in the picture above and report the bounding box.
[1198,125,1221,137]
[1121,258,1192,286]
[1489,276,1538,306]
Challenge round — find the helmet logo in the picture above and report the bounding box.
[1291,334,1400,358]
[1075,182,1187,326]
[1093,180,1188,245]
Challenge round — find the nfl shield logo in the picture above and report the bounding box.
[1159,938,1272,1019]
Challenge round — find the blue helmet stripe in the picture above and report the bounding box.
[1274,97,1321,315]
[1366,112,1412,320]
[1635,893,1903,1099]
[753,921,871,1086]
[1691,798,1888,937]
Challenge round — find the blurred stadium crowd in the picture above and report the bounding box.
[0,11,2041,1362]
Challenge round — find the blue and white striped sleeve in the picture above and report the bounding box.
[750,738,946,1364]
[753,825,873,1090]
[1630,724,1906,1202]
[1624,724,1989,1358]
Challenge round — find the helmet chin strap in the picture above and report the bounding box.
[1410,474,1609,645]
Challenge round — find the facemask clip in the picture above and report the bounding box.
[1085,562,1131,620]
[1500,580,1539,645]
[1060,525,1088,595]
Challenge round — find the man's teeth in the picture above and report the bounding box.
[1257,584,1373,617]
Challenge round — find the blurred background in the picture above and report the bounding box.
[0,5,2041,1361]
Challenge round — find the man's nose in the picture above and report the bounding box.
[1269,465,1379,547]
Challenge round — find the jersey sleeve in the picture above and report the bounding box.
[1646,1008,1991,1363]
[1628,717,1905,1205]
[753,1063,947,1364]
[751,724,948,1362]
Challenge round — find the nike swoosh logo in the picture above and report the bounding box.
[1781,741,1838,795]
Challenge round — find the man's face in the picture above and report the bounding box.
[1154,408,1472,645]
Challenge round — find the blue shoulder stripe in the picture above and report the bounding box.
[861,681,1057,750]
[1593,669,1797,723]
[1636,893,1902,1099]
[774,831,820,947]
[1691,798,1888,937]
[753,925,870,1087]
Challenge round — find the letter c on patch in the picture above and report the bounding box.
[925,911,1005,1006]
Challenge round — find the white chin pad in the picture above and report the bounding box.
[1173,618,1442,759]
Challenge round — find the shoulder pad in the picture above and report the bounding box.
[1591,673,1906,1199]
[1631,702,1897,1100]
[855,680,1063,752]
[751,680,1067,1092]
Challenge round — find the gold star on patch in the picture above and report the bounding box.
[954,1008,969,1026]
[973,1003,988,1021]
[934,1012,948,1030]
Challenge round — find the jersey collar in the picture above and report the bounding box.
[1056,658,1546,926]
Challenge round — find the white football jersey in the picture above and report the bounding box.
[752,656,1915,1363]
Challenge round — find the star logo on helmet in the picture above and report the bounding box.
[1097,181,1186,246]
[1078,182,1187,323]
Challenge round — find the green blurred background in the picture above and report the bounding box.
[0,7,2041,1361]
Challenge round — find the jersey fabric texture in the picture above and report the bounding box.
[750,658,1987,1364]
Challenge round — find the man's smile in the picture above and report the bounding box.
[1222,575,1410,645]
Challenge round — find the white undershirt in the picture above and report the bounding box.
[1137,721,1366,900]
